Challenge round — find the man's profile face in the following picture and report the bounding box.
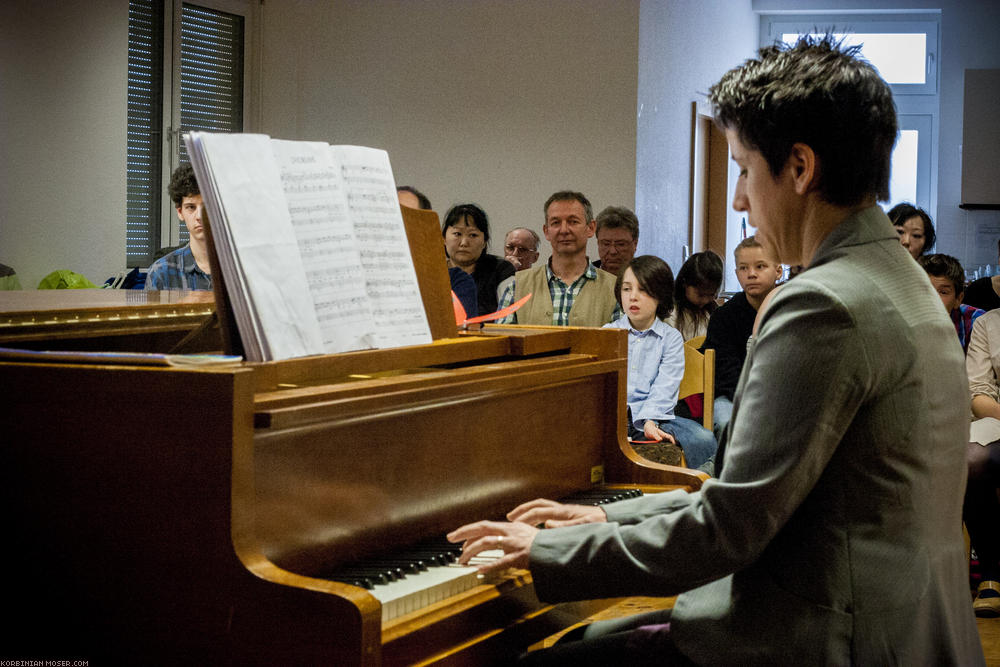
[928,275,962,313]
[596,227,637,275]
[397,190,422,210]
[728,129,801,265]
[543,200,594,257]
[176,194,205,243]
[734,246,781,301]
[504,229,540,270]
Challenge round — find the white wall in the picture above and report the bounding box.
[258,0,639,265]
[0,0,128,289]
[635,0,757,275]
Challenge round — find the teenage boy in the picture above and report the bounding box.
[919,253,984,353]
[145,164,212,290]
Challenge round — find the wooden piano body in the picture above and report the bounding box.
[1,295,705,665]
[1,209,705,664]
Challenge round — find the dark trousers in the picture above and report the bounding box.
[517,609,696,666]
[966,440,1000,581]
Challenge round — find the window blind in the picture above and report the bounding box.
[126,0,165,267]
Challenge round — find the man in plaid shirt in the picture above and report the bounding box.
[497,191,620,326]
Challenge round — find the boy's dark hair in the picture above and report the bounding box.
[544,191,593,224]
[442,203,491,247]
[917,253,965,296]
[888,202,936,254]
[397,185,432,210]
[708,34,898,207]
[167,163,200,208]
[674,250,723,325]
[615,255,675,320]
[595,206,639,241]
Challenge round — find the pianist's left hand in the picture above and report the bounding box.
[447,520,538,573]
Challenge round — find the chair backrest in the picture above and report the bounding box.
[678,344,715,430]
[685,335,706,349]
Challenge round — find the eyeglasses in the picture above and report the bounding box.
[504,244,537,255]
[597,240,633,251]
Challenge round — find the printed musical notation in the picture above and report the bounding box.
[185,132,431,361]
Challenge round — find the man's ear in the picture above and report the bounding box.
[585,220,596,238]
[175,206,184,221]
[787,142,819,195]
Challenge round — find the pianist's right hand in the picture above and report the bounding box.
[507,498,608,528]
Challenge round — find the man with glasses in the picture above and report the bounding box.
[503,227,541,271]
[593,206,639,276]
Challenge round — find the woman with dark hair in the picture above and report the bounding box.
[666,250,724,340]
[603,255,718,469]
[888,202,936,259]
[442,204,515,316]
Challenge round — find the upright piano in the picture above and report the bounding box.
[1,212,705,665]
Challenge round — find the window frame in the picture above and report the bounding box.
[759,12,940,218]
[160,0,257,248]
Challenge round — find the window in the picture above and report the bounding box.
[761,14,940,216]
[126,0,253,268]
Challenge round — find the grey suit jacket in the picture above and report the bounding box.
[531,206,983,665]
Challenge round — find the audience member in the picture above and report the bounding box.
[396,185,432,211]
[701,236,780,441]
[396,187,477,318]
[593,206,639,276]
[604,255,717,469]
[442,204,514,316]
[966,309,1000,616]
[888,202,935,259]
[918,253,984,353]
[665,250,723,341]
[145,163,213,290]
[965,240,1000,312]
[448,35,980,665]
[503,228,541,271]
[497,191,620,326]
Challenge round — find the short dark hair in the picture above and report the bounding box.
[615,255,675,319]
[168,163,200,208]
[595,206,639,242]
[917,254,965,295]
[544,191,593,224]
[708,34,898,207]
[888,203,936,254]
[442,203,491,247]
[397,185,432,210]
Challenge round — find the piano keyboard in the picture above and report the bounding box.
[325,487,643,623]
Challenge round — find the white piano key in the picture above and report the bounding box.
[369,549,503,622]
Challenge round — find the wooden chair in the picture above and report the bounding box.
[679,339,715,431]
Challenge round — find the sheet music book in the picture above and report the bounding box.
[185,132,432,361]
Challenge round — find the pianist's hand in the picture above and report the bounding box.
[447,520,538,573]
[506,498,608,528]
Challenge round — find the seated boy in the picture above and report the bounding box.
[701,236,781,443]
[918,253,983,353]
[145,164,213,290]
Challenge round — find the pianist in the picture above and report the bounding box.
[449,35,984,664]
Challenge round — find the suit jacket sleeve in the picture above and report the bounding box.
[530,280,871,601]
